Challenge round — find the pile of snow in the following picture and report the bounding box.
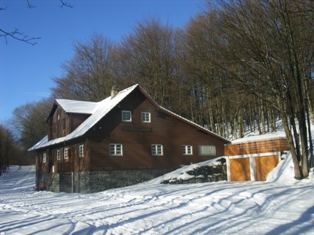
[153,157,225,183]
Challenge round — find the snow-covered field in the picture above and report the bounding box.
[1,152,314,235]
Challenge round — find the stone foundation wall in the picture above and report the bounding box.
[39,168,173,193]
[160,163,227,184]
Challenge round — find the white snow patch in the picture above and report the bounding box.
[1,161,313,235]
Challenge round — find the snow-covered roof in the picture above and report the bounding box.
[29,84,138,151]
[29,84,229,151]
[230,132,286,144]
[56,99,97,114]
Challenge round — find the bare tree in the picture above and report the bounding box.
[0,0,72,45]
[115,18,177,107]
[0,124,15,173]
[10,99,52,149]
[214,0,313,179]
[52,34,116,101]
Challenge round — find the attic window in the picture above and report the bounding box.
[57,149,60,160]
[64,148,68,159]
[141,112,151,123]
[79,145,84,157]
[122,111,132,122]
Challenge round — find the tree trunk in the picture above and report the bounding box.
[282,114,302,179]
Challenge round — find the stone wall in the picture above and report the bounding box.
[160,163,227,184]
[40,168,173,193]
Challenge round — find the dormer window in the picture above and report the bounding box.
[122,111,132,122]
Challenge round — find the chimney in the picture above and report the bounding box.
[111,85,119,98]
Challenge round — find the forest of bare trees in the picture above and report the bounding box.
[6,0,314,179]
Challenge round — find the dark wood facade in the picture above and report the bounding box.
[33,85,230,191]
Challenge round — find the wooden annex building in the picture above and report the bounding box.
[224,137,289,181]
[29,84,231,193]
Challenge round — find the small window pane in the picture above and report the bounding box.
[43,153,46,163]
[110,144,123,156]
[57,150,60,160]
[79,145,84,157]
[122,111,132,122]
[182,145,193,155]
[141,112,151,123]
[152,144,163,156]
[64,148,68,159]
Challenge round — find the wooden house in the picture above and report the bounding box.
[29,84,231,193]
[224,136,289,181]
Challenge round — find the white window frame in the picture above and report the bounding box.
[198,145,216,156]
[57,149,60,160]
[110,143,123,156]
[122,110,132,122]
[64,148,68,160]
[141,112,151,123]
[43,153,46,163]
[79,144,84,157]
[182,145,193,155]
[152,144,163,156]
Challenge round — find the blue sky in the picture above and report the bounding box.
[0,0,206,123]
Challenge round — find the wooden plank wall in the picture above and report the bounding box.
[229,158,251,181]
[224,138,289,156]
[255,155,279,181]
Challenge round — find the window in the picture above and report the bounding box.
[122,111,132,122]
[57,149,60,160]
[152,144,163,156]
[182,145,193,155]
[43,153,46,163]
[64,148,68,160]
[198,145,216,156]
[110,144,123,156]
[79,145,84,157]
[141,112,151,123]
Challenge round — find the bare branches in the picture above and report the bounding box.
[0,28,40,45]
[25,0,73,8]
[1,1,73,45]
[60,0,73,8]
[26,0,36,9]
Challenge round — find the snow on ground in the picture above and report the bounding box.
[0,155,314,235]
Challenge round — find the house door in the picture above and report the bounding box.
[229,158,251,181]
[255,155,279,181]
